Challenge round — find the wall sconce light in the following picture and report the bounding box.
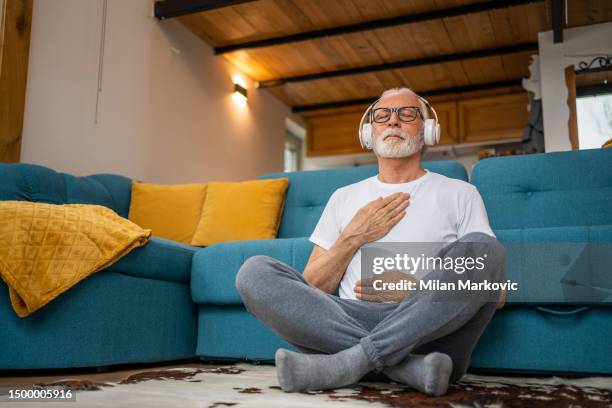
[233,83,248,104]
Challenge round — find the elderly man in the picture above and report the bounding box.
[236,87,506,396]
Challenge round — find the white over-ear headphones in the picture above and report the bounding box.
[358,95,440,149]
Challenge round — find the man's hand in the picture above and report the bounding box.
[340,192,409,247]
[354,271,418,303]
[496,289,506,309]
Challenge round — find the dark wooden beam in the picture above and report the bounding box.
[154,0,256,20]
[214,0,545,54]
[551,0,565,43]
[259,42,537,88]
[292,79,524,112]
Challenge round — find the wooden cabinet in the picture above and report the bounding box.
[306,110,367,157]
[433,101,459,145]
[458,93,529,143]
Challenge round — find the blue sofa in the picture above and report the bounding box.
[0,164,198,369]
[2,149,611,375]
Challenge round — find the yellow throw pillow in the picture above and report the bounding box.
[191,178,289,246]
[128,182,207,244]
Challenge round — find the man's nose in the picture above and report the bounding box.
[387,110,400,127]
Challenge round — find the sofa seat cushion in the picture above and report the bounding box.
[496,225,612,305]
[191,238,312,305]
[106,237,196,283]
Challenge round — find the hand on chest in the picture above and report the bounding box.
[341,194,459,242]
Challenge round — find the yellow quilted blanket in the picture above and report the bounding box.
[0,201,151,317]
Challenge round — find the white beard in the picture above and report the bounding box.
[372,127,424,158]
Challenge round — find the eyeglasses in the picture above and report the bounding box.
[371,106,423,123]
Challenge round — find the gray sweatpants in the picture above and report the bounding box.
[236,232,506,383]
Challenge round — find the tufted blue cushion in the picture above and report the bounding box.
[107,237,197,283]
[0,163,132,217]
[259,160,468,238]
[472,148,612,231]
[191,237,312,305]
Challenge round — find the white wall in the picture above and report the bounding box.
[20,0,289,183]
[538,22,612,152]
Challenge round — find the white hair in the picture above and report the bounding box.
[376,87,429,120]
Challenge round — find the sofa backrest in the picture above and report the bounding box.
[260,160,468,238]
[472,148,612,232]
[0,163,132,218]
[472,148,612,305]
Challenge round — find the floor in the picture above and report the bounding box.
[1,362,611,407]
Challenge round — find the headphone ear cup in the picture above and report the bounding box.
[423,119,440,146]
[361,123,373,149]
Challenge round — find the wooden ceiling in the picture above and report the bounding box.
[164,0,612,112]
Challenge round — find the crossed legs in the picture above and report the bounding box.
[235,232,505,394]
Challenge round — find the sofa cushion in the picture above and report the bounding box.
[259,160,468,238]
[106,237,196,283]
[128,181,207,244]
[191,179,289,246]
[472,149,612,230]
[191,238,312,304]
[0,163,132,217]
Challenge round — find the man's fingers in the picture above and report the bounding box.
[371,192,408,211]
[381,193,410,214]
[354,278,374,290]
[355,286,380,296]
[357,292,383,303]
[385,208,407,228]
[387,198,409,218]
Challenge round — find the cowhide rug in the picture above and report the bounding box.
[8,364,612,408]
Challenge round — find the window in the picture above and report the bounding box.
[577,93,612,149]
[284,131,303,172]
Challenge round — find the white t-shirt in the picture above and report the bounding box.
[309,170,495,299]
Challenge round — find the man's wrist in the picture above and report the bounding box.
[338,233,362,251]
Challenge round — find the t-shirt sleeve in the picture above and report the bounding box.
[458,186,496,239]
[309,190,342,250]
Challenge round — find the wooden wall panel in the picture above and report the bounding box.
[458,93,528,143]
[0,0,32,163]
